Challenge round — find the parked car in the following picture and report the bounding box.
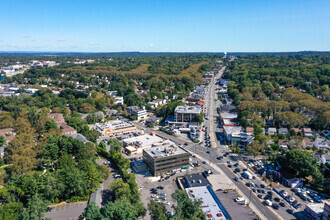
[260,184,265,188]
[234,177,239,181]
[272,203,280,210]
[287,209,294,214]
[274,197,280,202]
[257,194,263,199]
[279,202,286,207]
[157,186,164,189]
[265,200,272,206]
[235,197,245,202]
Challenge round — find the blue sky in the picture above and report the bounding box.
[0,0,329,52]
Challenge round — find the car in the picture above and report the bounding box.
[243,168,247,172]
[280,190,285,194]
[206,151,210,154]
[246,183,251,187]
[157,186,164,189]
[283,192,288,197]
[240,176,244,180]
[159,196,166,200]
[272,204,280,210]
[165,176,170,180]
[265,200,272,206]
[193,155,196,158]
[260,184,265,188]
[184,143,188,146]
[151,195,159,198]
[252,176,256,179]
[257,194,263,199]
[274,197,280,202]
[159,192,166,196]
[235,197,245,202]
[234,168,240,173]
[165,211,174,217]
[150,188,157,192]
[216,189,223,192]
[307,198,314,203]
[252,189,257,193]
[227,161,231,164]
[234,163,239,167]
[287,209,294,214]
[257,189,261,193]
[267,191,273,195]
[202,161,207,164]
[296,204,302,209]
[292,200,298,206]
[46,207,55,212]
[234,177,239,181]
[228,164,232,168]
[279,202,286,207]
[163,201,170,205]
[255,184,260,188]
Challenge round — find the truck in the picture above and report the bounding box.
[243,171,253,179]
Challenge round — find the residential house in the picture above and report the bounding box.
[303,128,313,138]
[220,105,236,113]
[246,127,254,135]
[59,123,77,135]
[0,128,16,144]
[314,138,329,151]
[278,128,289,136]
[302,138,314,149]
[48,113,65,124]
[268,127,277,136]
[278,139,288,150]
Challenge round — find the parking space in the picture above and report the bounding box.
[44,201,87,220]
[214,190,257,220]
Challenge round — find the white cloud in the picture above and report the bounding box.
[149,43,154,47]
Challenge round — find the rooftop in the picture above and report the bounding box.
[185,186,227,220]
[220,113,238,119]
[175,105,201,114]
[144,145,187,159]
[182,173,212,188]
[123,133,164,148]
[223,126,242,135]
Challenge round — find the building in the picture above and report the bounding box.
[127,106,147,120]
[48,113,65,124]
[268,127,277,135]
[303,138,314,148]
[220,113,237,126]
[25,88,39,94]
[304,201,330,220]
[70,133,90,144]
[143,145,189,176]
[303,128,313,138]
[223,126,242,145]
[314,138,329,151]
[220,105,236,113]
[278,128,289,136]
[0,128,16,144]
[114,96,124,105]
[59,123,77,135]
[95,119,137,137]
[180,173,212,188]
[174,106,202,123]
[123,133,168,155]
[185,186,230,220]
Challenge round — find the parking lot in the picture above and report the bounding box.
[44,201,87,220]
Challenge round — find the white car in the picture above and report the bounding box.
[283,192,288,197]
[265,200,272,206]
[151,195,159,199]
[163,201,170,205]
[235,197,245,202]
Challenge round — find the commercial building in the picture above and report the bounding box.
[95,119,137,137]
[174,106,201,123]
[127,106,147,120]
[180,173,212,189]
[143,145,189,176]
[185,186,230,220]
[304,201,330,220]
[223,126,242,144]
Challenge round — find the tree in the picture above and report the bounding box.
[196,113,204,124]
[45,119,57,131]
[172,190,205,220]
[148,200,167,220]
[82,202,102,220]
[101,201,138,220]
[246,141,265,159]
[279,149,324,186]
[20,194,49,220]
[0,135,5,147]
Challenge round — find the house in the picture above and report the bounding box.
[48,113,65,124]
[278,139,288,150]
[0,128,16,144]
[303,128,313,138]
[314,138,329,151]
[59,123,77,135]
[302,138,314,149]
[278,128,289,136]
[268,127,277,135]
[147,102,159,109]
[246,127,254,135]
[292,128,301,134]
[314,153,330,164]
[114,96,124,105]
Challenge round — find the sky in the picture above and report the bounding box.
[0,0,329,52]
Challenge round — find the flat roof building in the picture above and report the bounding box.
[127,106,147,120]
[143,145,189,176]
[95,119,137,137]
[174,106,201,123]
